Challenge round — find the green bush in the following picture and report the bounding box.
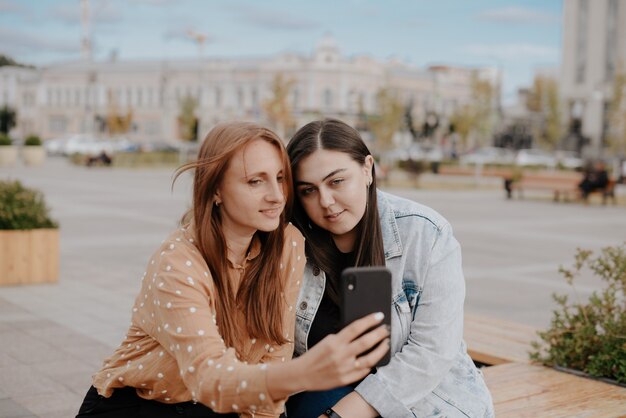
[530,244,626,384]
[0,133,12,146]
[0,180,58,230]
[24,135,42,146]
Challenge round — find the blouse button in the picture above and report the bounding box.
[299,301,308,311]
[312,266,320,276]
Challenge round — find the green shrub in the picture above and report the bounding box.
[24,135,42,146]
[0,180,58,230]
[0,133,12,146]
[530,244,626,384]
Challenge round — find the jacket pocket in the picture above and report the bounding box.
[392,294,412,341]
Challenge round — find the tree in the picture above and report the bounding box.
[404,101,418,141]
[449,76,496,151]
[526,75,563,150]
[177,95,199,141]
[0,54,34,68]
[368,87,404,152]
[0,105,17,134]
[262,73,295,140]
[606,70,626,157]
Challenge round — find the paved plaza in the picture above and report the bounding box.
[1,158,625,417]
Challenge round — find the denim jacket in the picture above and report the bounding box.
[293,191,494,418]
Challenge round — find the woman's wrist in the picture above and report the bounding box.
[265,355,310,399]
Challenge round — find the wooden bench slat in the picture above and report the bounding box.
[464,313,536,365]
[483,363,626,418]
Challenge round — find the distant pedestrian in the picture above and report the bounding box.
[578,160,609,200]
[75,122,389,418]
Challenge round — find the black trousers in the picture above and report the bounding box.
[76,386,237,418]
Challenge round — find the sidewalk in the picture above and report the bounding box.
[1,158,625,417]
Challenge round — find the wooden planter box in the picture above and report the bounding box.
[0,228,59,286]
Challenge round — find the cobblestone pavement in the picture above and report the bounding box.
[1,158,625,417]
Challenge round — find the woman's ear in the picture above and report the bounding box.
[364,155,375,184]
[214,190,222,206]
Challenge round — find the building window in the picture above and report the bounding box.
[605,0,618,81]
[575,0,589,84]
[215,87,222,107]
[49,115,68,134]
[292,88,299,109]
[137,88,143,107]
[251,88,258,107]
[237,88,244,107]
[323,89,332,108]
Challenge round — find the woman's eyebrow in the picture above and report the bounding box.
[296,168,347,186]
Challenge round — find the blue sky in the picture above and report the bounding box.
[0,0,562,102]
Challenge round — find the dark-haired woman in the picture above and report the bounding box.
[76,122,390,418]
[286,119,494,418]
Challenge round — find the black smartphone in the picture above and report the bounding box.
[340,266,392,367]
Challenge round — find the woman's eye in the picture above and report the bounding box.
[248,178,263,186]
[330,178,344,186]
[299,187,316,196]
[277,175,285,183]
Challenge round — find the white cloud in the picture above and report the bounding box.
[465,43,559,61]
[0,0,25,14]
[0,28,79,56]
[477,6,560,25]
[223,3,320,31]
[50,2,123,25]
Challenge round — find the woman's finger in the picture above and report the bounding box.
[336,312,385,342]
[347,323,389,357]
[357,338,390,369]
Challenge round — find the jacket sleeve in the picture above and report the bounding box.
[354,223,466,418]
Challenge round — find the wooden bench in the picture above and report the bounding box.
[483,362,626,417]
[464,313,536,365]
[507,173,581,202]
[464,313,626,417]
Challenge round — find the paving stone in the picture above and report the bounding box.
[0,398,37,418]
[13,390,82,417]
[0,364,57,397]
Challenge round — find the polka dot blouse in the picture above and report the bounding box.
[92,223,306,417]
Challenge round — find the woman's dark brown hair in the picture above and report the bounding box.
[287,118,385,303]
[174,122,293,347]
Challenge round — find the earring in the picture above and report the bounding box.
[308,221,313,230]
[214,200,221,207]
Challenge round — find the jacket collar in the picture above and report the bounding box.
[377,190,403,259]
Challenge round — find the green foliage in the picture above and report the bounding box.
[24,135,42,146]
[0,54,35,68]
[0,180,58,230]
[530,244,626,384]
[177,95,199,142]
[368,87,405,152]
[0,133,12,146]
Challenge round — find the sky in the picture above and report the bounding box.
[0,0,563,103]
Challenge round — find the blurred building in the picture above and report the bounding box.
[561,0,626,154]
[0,36,498,143]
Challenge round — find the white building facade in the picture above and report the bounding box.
[561,0,626,153]
[0,38,498,144]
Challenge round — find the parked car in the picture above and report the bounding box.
[52,134,139,156]
[515,149,557,168]
[555,150,584,169]
[459,147,515,165]
[408,144,443,162]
